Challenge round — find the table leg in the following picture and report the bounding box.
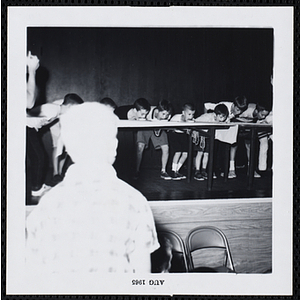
[224,143,230,182]
[207,128,215,191]
[187,133,193,183]
[248,128,257,189]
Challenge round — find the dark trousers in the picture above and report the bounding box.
[26,127,46,198]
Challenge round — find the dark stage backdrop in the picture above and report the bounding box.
[28,27,273,116]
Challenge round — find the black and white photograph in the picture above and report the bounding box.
[6,6,293,295]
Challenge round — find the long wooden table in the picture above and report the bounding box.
[117,120,272,191]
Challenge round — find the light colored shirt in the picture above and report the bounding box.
[26,163,159,274]
[204,101,234,120]
[195,112,216,123]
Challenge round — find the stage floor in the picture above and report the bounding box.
[118,166,273,201]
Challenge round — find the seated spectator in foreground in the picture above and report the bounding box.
[114,98,150,120]
[169,103,196,180]
[25,102,160,274]
[193,104,229,181]
[135,100,173,180]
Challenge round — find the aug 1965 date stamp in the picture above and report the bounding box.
[132,279,165,286]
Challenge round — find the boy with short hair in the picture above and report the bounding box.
[193,104,229,181]
[204,96,248,178]
[114,98,150,120]
[168,103,196,180]
[136,100,173,180]
[114,98,151,179]
[98,97,118,111]
[236,102,272,177]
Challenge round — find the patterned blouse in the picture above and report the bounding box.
[26,164,159,274]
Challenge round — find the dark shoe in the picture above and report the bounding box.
[228,170,237,179]
[160,171,172,180]
[177,172,186,180]
[171,171,182,180]
[194,171,204,181]
[31,184,51,197]
[200,170,208,179]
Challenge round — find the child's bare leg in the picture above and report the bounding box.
[172,152,181,171]
[229,145,237,178]
[195,151,203,171]
[177,152,188,172]
[244,140,250,162]
[136,142,145,173]
[160,144,169,172]
[202,152,209,170]
[52,147,59,176]
[258,137,269,171]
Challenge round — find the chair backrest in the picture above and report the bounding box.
[157,230,189,273]
[186,226,235,272]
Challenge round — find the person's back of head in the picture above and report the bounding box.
[214,103,229,119]
[182,103,195,112]
[255,102,272,120]
[60,102,118,167]
[233,95,248,112]
[134,98,151,112]
[256,102,272,113]
[157,100,172,114]
[63,93,84,106]
[99,97,118,110]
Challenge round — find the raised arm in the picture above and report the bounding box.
[26,51,40,109]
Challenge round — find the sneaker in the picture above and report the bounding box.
[228,170,237,179]
[194,171,204,181]
[213,173,217,179]
[160,171,172,180]
[254,171,261,178]
[171,171,182,180]
[31,184,51,197]
[200,170,208,179]
[177,172,186,179]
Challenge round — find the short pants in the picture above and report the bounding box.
[136,130,168,149]
[168,131,189,152]
[194,135,210,153]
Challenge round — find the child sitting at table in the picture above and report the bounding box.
[114,98,150,120]
[205,96,248,178]
[193,104,229,181]
[168,103,196,180]
[236,102,272,177]
[114,98,151,180]
[136,100,173,180]
[98,97,118,112]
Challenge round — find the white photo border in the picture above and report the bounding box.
[6,6,293,295]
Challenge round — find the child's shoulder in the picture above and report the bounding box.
[195,112,214,122]
[170,113,182,122]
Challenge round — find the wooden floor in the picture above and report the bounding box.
[117,166,273,201]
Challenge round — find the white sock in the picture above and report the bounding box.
[177,163,183,172]
[229,160,235,171]
[172,163,177,172]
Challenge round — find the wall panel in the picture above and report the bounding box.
[150,198,272,273]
